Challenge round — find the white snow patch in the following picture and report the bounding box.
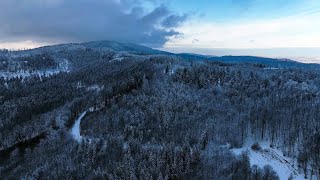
[86,84,104,92]
[231,141,306,180]
[112,57,124,61]
[70,105,105,143]
[71,111,87,143]
[263,67,282,70]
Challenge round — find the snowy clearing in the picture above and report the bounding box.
[231,141,307,180]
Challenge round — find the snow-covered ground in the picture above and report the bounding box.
[231,141,308,180]
[0,58,70,81]
[86,84,104,92]
[0,69,68,81]
[70,111,87,143]
[263,67,282,70]
[70,106,104,143]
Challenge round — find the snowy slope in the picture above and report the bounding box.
[0,58,70,81]
[232,142,308,180]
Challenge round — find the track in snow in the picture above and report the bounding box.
[70,111,87,143]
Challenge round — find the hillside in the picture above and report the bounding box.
[0,42,319,179]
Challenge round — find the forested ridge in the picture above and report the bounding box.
[0,43,319,179]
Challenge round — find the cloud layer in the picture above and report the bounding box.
[164,10,320,49]
[0,0,187,47]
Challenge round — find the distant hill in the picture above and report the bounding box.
[80,40,171,55]
[5,40,320,70]
[174,52,320,70]
[177,53,213,60]
[208,56,320,70]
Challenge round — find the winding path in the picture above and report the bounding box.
[71,111,87,142]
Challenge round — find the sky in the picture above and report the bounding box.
[0,0,320,62]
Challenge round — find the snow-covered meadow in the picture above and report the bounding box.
[231,140,316,180]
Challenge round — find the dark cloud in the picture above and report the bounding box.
[162,14,188,28]
[0,0,187,47]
